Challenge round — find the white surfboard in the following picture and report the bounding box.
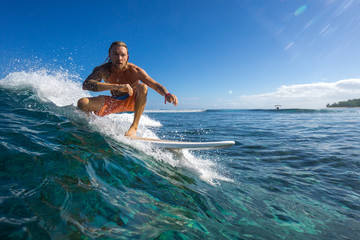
[128,137,235,150]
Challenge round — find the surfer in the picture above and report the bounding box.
[77,41,178,137]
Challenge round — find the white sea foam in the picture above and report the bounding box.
[88,114,232,185]
[0,69,89,107]
[180,150,233,185]
[1,69,230,185]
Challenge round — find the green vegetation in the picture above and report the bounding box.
[327,98,360,108]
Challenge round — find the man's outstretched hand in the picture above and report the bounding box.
[165,93,178,106]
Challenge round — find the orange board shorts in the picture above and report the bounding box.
[95,94,136,117]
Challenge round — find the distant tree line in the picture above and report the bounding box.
[327,98,360,108]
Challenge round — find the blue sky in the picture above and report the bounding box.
[1,0,360,109]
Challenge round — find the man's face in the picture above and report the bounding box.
[109,46,128,70]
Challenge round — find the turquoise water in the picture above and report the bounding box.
[1,71,360,239]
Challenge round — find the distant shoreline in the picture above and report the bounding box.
[327,107,360,109]
[326,98,360,108]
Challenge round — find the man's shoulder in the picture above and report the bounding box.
[91,62,111,78]
[126,63,145,74]
[127,63,140,70]
[94,62,111,72]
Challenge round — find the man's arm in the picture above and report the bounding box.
[84,80,132,93]
[137,68,178,106]
[83,66,133,95]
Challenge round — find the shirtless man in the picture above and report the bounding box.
[77,41,178,137]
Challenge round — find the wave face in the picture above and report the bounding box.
[1,70,360,239]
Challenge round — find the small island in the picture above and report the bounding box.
[327,98,360,108]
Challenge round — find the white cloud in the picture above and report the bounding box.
[228,90,233,95]
[237,78,360,109]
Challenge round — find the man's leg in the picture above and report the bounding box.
[77,96,105,113]
[125,83,148,137]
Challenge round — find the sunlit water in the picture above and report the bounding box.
[1,70,359,239]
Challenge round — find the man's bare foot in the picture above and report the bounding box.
[125,125,137,138]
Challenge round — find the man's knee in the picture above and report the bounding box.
[77,98,89,110]
[136,83,148,97]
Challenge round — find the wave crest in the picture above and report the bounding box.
[0,69,89,107]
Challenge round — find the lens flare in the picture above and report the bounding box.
[294,5,307,16]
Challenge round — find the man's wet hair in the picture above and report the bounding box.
[105,41,129,62]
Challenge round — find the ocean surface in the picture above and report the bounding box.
[1,70,359,239]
